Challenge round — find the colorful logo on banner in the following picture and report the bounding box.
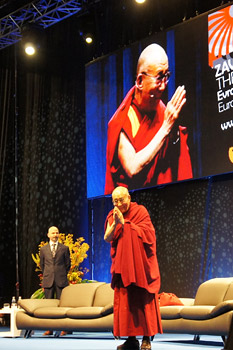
[208,5,233,68]
[208,5,233,164]
[208,5,233,113]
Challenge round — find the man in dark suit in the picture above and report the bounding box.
[40,226,71,335]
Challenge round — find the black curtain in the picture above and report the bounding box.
[0,53,16,303]
[0,17,90,300]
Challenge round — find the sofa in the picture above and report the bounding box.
[160,277,233,340]
[16,282,114,337]
[16,277,233,341]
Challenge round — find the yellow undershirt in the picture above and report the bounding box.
[128,105,140,138]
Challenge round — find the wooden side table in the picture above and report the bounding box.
[0,307,23,337]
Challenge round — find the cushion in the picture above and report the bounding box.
[179,298,195,306]
[18,299,59,316]
[66,307,103,319]
[180,305,214,320]
[34,307,71,319]
[160,306,184,319]
[93,283,114,307]
[159,293,184,306]
[59,282,105,307]
[194,278,232,306]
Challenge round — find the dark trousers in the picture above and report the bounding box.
[44,283,63,299]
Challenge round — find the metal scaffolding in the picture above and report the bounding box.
[0,0,92,50]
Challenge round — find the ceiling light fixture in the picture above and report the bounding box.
[84,33,93,44]
[21,24,44,56]
[24,42,36,56]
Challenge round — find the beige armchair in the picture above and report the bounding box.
[160,277,233,342]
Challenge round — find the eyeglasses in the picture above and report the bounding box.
[112,197,126,205]
[141,71,171,86]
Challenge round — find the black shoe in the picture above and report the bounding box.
[117,338,139,350]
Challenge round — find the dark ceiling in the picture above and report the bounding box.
[77,0,231,59]
[0,0,231,59]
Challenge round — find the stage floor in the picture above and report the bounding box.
[0,331,225,350]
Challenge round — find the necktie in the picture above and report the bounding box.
[52,244,56,258]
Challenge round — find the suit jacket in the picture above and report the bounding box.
[40,242,71,288]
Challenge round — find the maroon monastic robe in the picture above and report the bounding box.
[105,202,163,337]
[105,86,193,194]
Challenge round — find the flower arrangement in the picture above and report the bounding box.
[31,233,90,298]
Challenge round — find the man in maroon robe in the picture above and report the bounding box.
[104,186,162,350]
[105,43,192,195]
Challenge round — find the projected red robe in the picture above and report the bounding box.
[105,202,162,337]
[105,86,193,194]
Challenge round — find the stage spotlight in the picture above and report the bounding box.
[21,24,44,56]
[78,30,93,44]
[135,0,146,4]
[84,33,93,44]
[24,42,36,56]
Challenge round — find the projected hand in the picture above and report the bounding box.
[164,85,186,131]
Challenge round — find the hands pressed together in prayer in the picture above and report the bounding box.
[104,204,125,242]
[113,206,124,226]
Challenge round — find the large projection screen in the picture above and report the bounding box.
[86,4,233,199]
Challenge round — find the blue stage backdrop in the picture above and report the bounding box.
[90,174,233,297]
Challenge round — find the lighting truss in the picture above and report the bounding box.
[0,0,91,50]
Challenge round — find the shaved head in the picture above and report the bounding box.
[112,186,129,198]
[134,43,169,112]
[48,226,59,234]
[137,43,168,75]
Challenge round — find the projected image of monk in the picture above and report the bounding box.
[104,43,193,194]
